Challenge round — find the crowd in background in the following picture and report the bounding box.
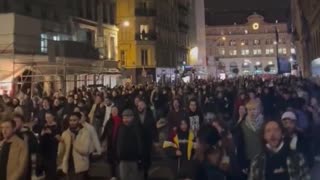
[0,76,319,180]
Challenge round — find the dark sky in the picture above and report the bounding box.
[205,0,291,25]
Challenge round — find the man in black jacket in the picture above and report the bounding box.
[281,111,314,167]
[117,109,143,180]
[136,100,158,180]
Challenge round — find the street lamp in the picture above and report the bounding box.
[122,21,130,27]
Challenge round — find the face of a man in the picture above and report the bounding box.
[264,121,283,148]
[1,121,14,139]
[189,101,197,112]
[13,117,23,131]
[123,116,133,125]
[137,102,145,112]
[173,100,180,110]
[43,100,50,110]
[69,115,80,129]
[282,118,296,134]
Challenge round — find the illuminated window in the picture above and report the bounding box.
[141,49,148,66]
[41,34,48,53]
[291,48,296,54]
[279,48,287,54]
[266,48,274,55]
[219,49,225,55]
[253,49,262,55]
[241,49,250,55]
[254,39,260,45]
[229,49,237,56]
[229,40,237,46]
[120,50,126,65]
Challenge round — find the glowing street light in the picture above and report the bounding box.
[122,21,130,27]
[222,36,226,41]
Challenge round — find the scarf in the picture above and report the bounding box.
[245,114,264,132]
[112,116,122,143]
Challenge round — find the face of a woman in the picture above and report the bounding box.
[180,121,188,132]
[111,107,118,117]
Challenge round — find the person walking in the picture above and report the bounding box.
[101,106,122,179]
[58,112,92,180]
[136,100,158,180]
[0,120,28,180]
[13,114,38,180]
[39,111,61,180]
[117,109,143,180]
[248,120,310,180]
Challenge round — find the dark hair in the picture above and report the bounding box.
[260,120,284,145]
[13,114,25,122]
[2,119,16,128]
[70,112,82,120]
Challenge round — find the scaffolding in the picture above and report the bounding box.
[0,43,120,97]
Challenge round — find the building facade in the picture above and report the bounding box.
[291,0,320,76]
[0,0,119,95]
[117,0,194,83]
[206,13,294,77]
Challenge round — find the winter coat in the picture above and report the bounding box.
[58,127,91,174]
[3,135,29,180]
[248,150,310,180]
[117,123,143,161]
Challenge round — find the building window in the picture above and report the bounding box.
[266,48,274,55]
[253,49,262,55]
[86,0,92,20]
[291,48,296,54]
[110,36,116,59]
[141,49,148,66]
[140,24,149,40]
[120,50,126,66]
[217,41,225,46]
[241,49,250,55]
[218,49,225,56]
[229,40,236,46]
[266,39,273,45]
[241,40,248,46]
[3,0,9,11]
[279,48,287,54]
[229,49,237,56]
[254,39,260,45]
[41,34,48,53]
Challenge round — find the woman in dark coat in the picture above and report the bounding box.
[101,106,122,179]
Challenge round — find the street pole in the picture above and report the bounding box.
[275,27,280,75]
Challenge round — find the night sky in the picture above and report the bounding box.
[205,0,291,25]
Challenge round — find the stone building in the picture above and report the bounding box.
[206,13,294,77]
[116,0,196,83]
[0,0,119,95]
[291,0,320,76]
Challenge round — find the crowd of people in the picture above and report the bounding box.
[0,76,319,180]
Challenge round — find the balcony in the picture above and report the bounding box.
[135,32,157,41]
[135,8,156,17]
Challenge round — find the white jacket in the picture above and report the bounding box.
[58,127,91,174]
[82,122,102,154]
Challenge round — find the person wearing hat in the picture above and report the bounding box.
[117,109,143,180]
[281,111,313,167]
